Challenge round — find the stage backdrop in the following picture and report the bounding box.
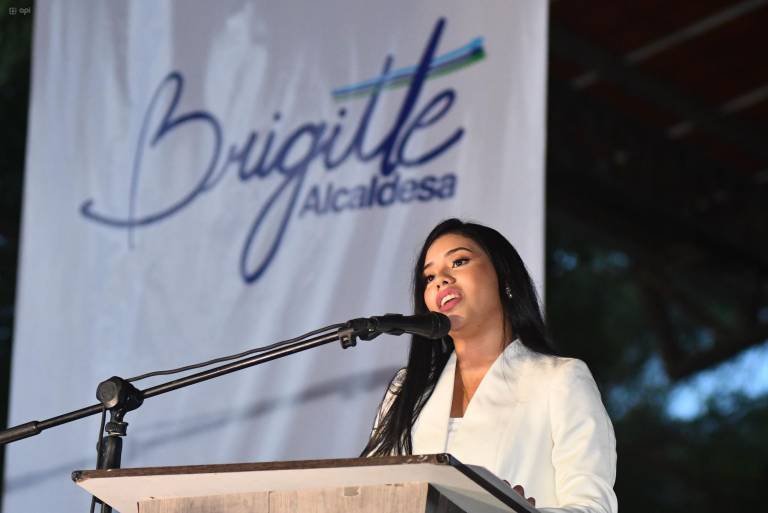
[5,1,548,510]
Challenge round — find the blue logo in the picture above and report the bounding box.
[80,18,485,284]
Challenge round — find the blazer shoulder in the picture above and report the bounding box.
[550,356,596,382]
[518,353,599,392]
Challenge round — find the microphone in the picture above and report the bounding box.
[344,312,451,340]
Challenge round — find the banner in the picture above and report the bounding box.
[5,1,547,510]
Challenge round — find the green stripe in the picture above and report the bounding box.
[333,49,486,103]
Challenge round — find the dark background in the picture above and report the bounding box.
[1,1,767,511]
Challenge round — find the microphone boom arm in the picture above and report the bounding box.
[0,324,360,446]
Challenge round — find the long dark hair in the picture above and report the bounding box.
[362,219,556,456]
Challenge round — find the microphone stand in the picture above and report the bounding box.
[0,321,370,512]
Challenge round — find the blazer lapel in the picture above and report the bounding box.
[448,340,528,469]
[411,352,456,454]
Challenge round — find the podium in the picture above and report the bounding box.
[73,454,538,513]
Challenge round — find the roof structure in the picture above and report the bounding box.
[547,0,768,380]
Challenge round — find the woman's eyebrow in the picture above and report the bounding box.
[423,247,474,271]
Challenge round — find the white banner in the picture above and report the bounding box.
[6,1,547,510]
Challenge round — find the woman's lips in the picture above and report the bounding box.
[439,296,462,312]
[437,288,463,312]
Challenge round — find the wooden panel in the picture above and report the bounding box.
[269,482,429,513]
[137,483,430,513]
[140,491,270,513]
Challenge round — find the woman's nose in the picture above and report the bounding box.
[437,270,454,287]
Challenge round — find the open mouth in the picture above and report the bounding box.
[438,292,462,312]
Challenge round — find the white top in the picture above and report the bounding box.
[446,417,463,451]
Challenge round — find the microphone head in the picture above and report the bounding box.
[428,312,451,339]
[356,312,452,339]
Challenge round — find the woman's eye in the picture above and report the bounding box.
[452,257,469,268]
[424,275,434,283]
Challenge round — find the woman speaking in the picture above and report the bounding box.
[363,219,618,513]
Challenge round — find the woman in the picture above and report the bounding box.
[363,219,618,513]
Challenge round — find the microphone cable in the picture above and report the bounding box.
[125,322,345,383]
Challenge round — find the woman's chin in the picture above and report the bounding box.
[447,314,465,332]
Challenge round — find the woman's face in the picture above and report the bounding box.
[422,233,504,336]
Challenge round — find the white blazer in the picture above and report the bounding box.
[376,341,618,513]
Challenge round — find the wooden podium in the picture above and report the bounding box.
[73,454,538,513]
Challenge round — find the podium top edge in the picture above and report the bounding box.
[72,453,455,482]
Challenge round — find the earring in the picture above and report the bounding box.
[505,284,513,299]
